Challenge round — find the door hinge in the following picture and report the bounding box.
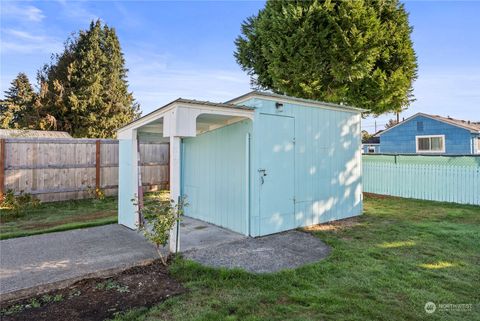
[292,138,296,145]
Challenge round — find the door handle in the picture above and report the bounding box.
[258,169,267,185]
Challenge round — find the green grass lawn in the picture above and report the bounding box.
[0,197,118,240]
[0,191,169,240]
[112,195,480,321]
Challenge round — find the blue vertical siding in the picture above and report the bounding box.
[257,114,295,235]
[182,120,252,235]
[380,115,474,154]
[241,98,363,236]
[118,139,137,229]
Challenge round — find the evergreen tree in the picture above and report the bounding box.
[0,73,37,129]
[40,20,140,138]
[235,0,418,115]
[385,118,399,129]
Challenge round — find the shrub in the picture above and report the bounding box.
[86,186,105,200]
[133,195,187,265]
[0,190,40,217]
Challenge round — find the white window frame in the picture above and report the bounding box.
[415,135,446,153]
[476,137,480,154]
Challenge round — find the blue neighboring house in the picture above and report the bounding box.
[378,113,480,155]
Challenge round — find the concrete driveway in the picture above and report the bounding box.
[0,217,245,301]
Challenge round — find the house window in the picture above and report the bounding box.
[477,138,480,154]
[417,121,424,132]
[416,135,445,153]
[368,146,376,153]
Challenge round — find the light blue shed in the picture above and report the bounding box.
[117,92,364,251]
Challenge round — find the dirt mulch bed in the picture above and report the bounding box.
[0,260,185,321]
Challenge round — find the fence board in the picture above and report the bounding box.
[363,155,480,206]
[1,138,169,202]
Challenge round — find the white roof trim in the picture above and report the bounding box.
[378,113,480,136]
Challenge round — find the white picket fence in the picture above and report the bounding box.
[363,155,480,205]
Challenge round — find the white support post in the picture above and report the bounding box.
[169,136,181,253]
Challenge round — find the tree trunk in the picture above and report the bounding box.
[156,245,167,266]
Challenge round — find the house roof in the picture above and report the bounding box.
[0,129,72,139]
[362,136,380,144]
[429,114,480,132]
[117,98,254,133]
[378,113,480,135]
[226,91,367,113]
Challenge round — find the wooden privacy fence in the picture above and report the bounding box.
[0,138,169,202]
[363,154,480,205]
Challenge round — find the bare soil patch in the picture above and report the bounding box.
[303,216,362,232]
[0,260,184,321]
[363,192,401,200]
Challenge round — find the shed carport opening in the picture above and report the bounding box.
[117,98,254,253]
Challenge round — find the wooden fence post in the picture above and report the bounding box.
[95,140,101,190]
[0,139,5,202]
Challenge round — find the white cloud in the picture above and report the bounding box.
[1,3,45,22]
[125,55,251,113]
[123,49,251,113]
[55,1,99,23]
[0,29,62,54]
[128,68,251,113]
[3,29,45,41]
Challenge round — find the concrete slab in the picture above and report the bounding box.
[183,230,331,273]
[179,217,246,251]
[0,225,156,301]
[0,217,244,301]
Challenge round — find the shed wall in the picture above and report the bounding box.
[118,139,138,228]
[242,98,362,236]
[182,120,252,235]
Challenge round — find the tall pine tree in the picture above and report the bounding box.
[40,20,140,138]
[235,0,418,115]
[0,73,37,129]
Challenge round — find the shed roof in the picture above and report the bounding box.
[378,113,480,135]
[117,98,254,133]
[226,91,367,113]
[0,129,72,139]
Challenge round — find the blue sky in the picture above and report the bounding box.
[1,1,479,133]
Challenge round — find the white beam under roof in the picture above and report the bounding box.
[118,99,254,139]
